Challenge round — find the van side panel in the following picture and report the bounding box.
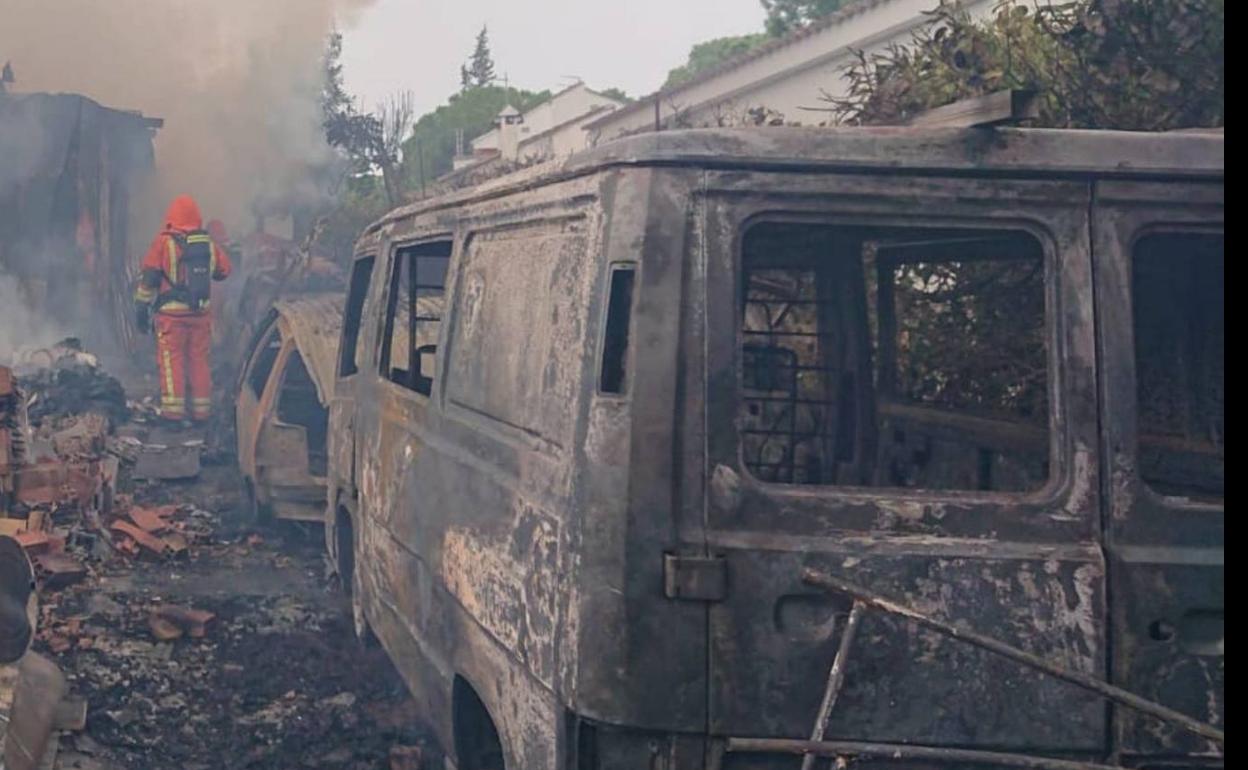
[571,167,711,735]
[353,175,605,769]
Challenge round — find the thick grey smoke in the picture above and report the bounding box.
[0,275,69,362]
[0,0,375,232]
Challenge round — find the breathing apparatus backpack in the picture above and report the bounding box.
[171,230,214,311]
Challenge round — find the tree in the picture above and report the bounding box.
[762,0,850,36]
[664,33,769,88]
[322,33,383,171]
[375,91,415,206]
[829,0,1223,131]
[597,87,632,103]
[466,26,496,88]
[321,34,410,207]
[400,85,550,187]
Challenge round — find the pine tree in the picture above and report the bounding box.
[467,26,496,88]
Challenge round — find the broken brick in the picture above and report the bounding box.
[14,530,51,554]
[148,616,183,642]
[110,520,168,557]
[34,552,87,590]
[128,506,172,533]
[153,604,215,638]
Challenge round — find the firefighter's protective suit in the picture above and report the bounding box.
[133,196,232,422]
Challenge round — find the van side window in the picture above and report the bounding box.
[381,241,452,396]
[338,255,376,377]
[247,324,282,398]
[1132,232,1223,502]
[740,222,1049,492]
[599,265,637,394]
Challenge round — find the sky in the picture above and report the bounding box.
[341,0,767,115]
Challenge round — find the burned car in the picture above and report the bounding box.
[236,295,343,522]
[325,125,1222,769]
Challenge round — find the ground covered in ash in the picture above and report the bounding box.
[34,464,435,770]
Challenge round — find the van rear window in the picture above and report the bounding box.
[740,222,1049,492]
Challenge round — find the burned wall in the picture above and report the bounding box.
[0,92,157,359]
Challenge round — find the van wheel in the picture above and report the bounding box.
[454,677,505,770]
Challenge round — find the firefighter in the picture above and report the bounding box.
[133,195,232,424]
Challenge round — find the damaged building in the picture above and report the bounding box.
[0,90,161,357]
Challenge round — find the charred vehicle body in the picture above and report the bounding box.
[237,296,343,522]
[325,127,1223,769]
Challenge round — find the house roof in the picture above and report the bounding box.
[584,0,893,130]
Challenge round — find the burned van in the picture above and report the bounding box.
[326,126,1223,769]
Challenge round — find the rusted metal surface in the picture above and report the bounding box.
[270,295,347,405]
[327,126,1222,769]
[802,568,1224,745]
[801,600,864,770]
[727,738,1124,769]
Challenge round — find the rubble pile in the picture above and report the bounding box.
[1,361,117,599]
[3,343,435,769]
[10,339,128,428]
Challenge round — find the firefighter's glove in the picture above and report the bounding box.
[134,302,152,334]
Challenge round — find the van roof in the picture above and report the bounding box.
[371,126,1224,233]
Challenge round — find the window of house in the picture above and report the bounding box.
[1132,232,1224,502]
[380,241,452,396]
[338,255,376,377]
[246,323,282,399]
[740,222,1049,492]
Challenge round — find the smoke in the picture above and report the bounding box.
[0,0,376,234]
[0,275,69,363]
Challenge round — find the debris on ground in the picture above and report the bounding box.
[10,340,129,428]
[2,347,437,768]
[130,442,201,481]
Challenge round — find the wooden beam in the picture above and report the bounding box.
[908,89,1038,129]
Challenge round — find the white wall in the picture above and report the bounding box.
[472,83,624,155]
[588,0,995,142]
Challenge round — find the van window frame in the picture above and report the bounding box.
[244,317,283,401]
[377,236,454,401]
[698,175,1099,544]
[338,254,377,379]
[729,212,1059,500]
[597,261,639,398]
[1126,226,1223,506]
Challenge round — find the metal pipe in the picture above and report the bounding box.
[729,738,1122,770]
[801,568,1225,746]
[801,600,865,770]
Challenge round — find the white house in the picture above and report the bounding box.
[458,82,626,170]
[584,0,995,143]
